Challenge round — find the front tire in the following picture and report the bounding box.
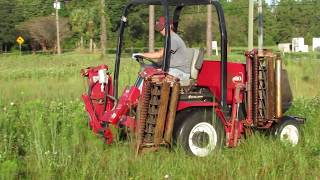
[173,108,225,157]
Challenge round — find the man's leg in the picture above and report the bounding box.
[168,68,190,81]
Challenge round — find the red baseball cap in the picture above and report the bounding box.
[155,16,173,31]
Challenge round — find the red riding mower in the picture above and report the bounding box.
[81,0,305,157]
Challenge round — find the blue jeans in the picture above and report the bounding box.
[168,68,190,81]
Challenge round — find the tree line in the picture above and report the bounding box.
[0,0,319,53]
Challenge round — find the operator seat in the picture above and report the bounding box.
[180,48,205,86]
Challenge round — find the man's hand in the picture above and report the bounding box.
[139,48,164,60]
[132,53,144,60]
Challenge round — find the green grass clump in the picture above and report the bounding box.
[0,53,319,179]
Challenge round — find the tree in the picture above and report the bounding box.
[87,20,95,53]
[68,0,99,51]
[5,0,320,53]
[223,0,249,46]
[181,15,207,47]
[107,0,127,32]
[262,2,277,46]
[274,0,320,44]
[70,9,89,49]
[0,0,18,52]
[17,16,72,52]
[86,6,101,53]
[16,0,53,21]
[100,0,107,57]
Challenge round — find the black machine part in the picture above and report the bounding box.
[195,48,205,70]
[281,69,293,113]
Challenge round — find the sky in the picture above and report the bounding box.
[266,0,276,5]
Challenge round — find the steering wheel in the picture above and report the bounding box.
[134,55,162,68]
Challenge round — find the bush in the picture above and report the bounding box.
[17,16,72,52]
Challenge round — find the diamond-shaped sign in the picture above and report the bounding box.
[16,36,24,45]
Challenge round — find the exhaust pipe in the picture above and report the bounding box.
[275,55,282,119]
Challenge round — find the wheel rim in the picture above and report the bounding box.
[280,124,299,146]
[188,122,217,157]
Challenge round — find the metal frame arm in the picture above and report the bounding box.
[212,1,228,110]
[173,5,184,32]
[114,4,132,99]
[161,0,171,72]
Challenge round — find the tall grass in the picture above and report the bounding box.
[0,53,139,103]
[0,52,319,179]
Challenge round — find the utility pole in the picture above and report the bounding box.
[149,5,155,52]
[258,0,264,55]
[206,5,212,57]
[100,0,107,58]
[54,0,61,55]
[248,0,254,50]
[271,0,276,12]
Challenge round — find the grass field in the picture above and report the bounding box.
[0,52,319,179]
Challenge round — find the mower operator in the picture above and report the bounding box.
[132,16,190,82]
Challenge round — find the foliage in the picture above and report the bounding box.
[274,0,320,44]
[107,0,128,32]
[223,0,250,46]
[17,16,72,51]
[0,0,18,51]
[70,9,90,37]
[15,0,53,20]
[2,0,320,51]
[179,14,207,47]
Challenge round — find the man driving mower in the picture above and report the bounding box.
[132,16,191,82]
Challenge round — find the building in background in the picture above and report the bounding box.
[292,37,309,52]
[312,38,320,52]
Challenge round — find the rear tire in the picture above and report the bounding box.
[274,117,301,146]
[173,108,225,157]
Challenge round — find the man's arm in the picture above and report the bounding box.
[142,48,164,61]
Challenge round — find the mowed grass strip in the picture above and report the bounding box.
[0,53,319,179]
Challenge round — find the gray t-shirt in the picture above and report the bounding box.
[170,32,191,74]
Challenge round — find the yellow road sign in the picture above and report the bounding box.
[16,36,24,45]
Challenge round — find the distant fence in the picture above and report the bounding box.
[1,47,320,61]
[0,47,158,56]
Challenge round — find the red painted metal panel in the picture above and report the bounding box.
[102,86,140,125]
[177,101,219,111]
[196,60,246,104]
